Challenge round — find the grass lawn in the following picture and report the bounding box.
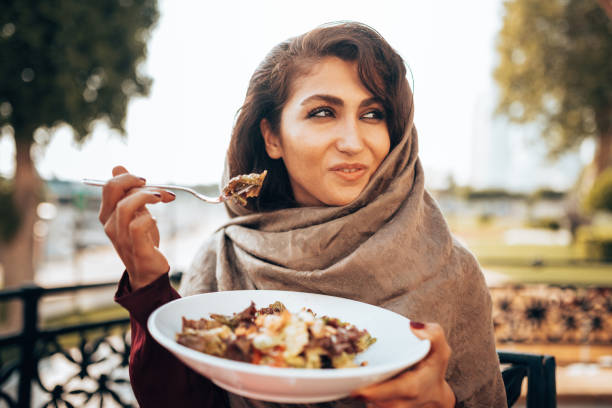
[42,304,128,328]
[448,217,612,287]
[480,263,612,286]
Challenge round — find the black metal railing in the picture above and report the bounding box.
[0,281,133,408]
[498,350,556,408]
[0,276,561,407]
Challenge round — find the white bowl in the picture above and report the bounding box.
[148,290,430,403]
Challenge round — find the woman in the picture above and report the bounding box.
[101,22,507,407]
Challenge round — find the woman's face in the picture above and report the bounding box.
[262,57,390,207]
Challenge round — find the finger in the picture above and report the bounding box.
[112,165,128,177]
[353,322,451,402]
[144,187,176,203]
[99,171,146,223]
[111,166,174,203]
[130,211,160,247]
[366,401,403,408]
[363,399,409,408]
[150,215,160,246]
[114,174,175,203]
[124,186,176,203]
[129,213,170,284]
[409,322,452,369]
[115,190,162,234]
[354,368,420,401]
[129,212,159,256]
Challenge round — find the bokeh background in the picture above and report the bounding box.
[1,0,611,406]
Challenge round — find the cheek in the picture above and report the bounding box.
[283,132,330,167]
[372,133,391,164]
[280,142,323,186]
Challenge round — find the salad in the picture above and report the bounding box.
[222,170,267,206]
[176,301,376,368]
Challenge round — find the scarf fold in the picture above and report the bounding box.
[180,119,506,407]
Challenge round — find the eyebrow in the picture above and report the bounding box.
[300,94,382,108]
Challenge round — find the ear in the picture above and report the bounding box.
[260,119,283,159]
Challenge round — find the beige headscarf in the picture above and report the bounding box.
[180,108,507,407]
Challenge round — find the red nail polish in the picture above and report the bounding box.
[168,191,176,198]
[153,192,161,198]
[410,321,425,329]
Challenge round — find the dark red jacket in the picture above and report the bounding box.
[115,272,229,408]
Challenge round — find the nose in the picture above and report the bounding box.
[335,118,364,155]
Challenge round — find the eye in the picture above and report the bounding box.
[361,109,385,120]
[307,107,335,118]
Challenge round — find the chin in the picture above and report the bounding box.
[322,191,361,207]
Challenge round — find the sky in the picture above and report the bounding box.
[0,0,590,190]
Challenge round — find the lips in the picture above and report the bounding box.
[329,163,368,181]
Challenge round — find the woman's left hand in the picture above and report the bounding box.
[351,322,456,408]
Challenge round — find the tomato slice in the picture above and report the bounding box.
[251,349,263,365]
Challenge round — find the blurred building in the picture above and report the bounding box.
[469,88,584,193]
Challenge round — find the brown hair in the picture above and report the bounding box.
[227,21,413,211]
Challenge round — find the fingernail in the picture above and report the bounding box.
[153,192,161,198]
[410,321,425,329]
[139,177,146,183]
[167,191,176,198]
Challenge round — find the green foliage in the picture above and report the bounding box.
[494,0,612,157]
[575,225,612,261]
[530,188,566,201]
[477,213,495,226]
[526,217,561,230]
[0,1,158,253]
[584,167,612,212]
[0,178,19,242]
[461,188,525,201]
[0,0,159,140]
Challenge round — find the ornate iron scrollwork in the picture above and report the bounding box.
[34,327,135,408]
[0,282,135,407]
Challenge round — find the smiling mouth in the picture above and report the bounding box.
[329,164,368,181]
[329,163,367,171]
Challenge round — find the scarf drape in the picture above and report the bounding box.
[180,110,507,407]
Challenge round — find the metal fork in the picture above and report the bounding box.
[81,178,253,204]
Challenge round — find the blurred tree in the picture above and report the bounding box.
[0,0,158,327]
[494,0,612,182]
[585,167,612,212]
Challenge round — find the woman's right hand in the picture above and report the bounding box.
[98,165,176,290]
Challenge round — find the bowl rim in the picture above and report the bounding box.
[147,289,431,380]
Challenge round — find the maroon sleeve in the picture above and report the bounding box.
[115,271,229,408]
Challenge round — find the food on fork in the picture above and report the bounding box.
[222,170,268,206]
[176,301,376,368]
